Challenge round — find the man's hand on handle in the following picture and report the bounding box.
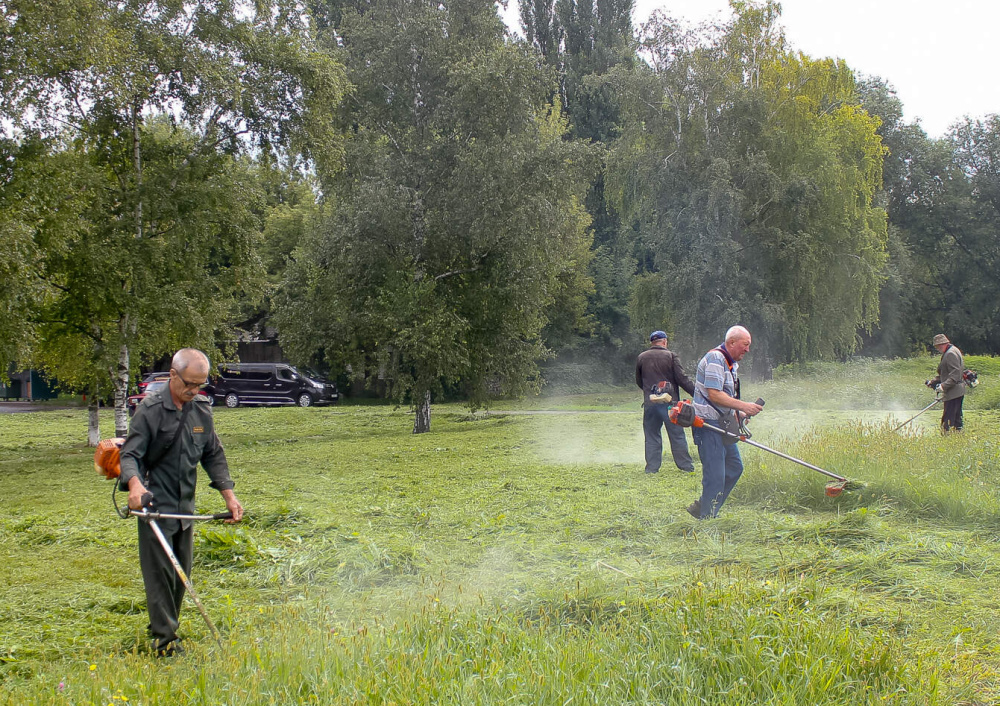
[127,476,150,511]
[221,489,243,524]
[738,400,763,417]
[707,388,762,418]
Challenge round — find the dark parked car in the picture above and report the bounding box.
[211,363,338,408]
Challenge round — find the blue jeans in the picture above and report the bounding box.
[643,402,694,472]
[692,421,743,517]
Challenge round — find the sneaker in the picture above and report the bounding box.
[686,499,702,519]
[644,469,659,474]
[679,467,695,473]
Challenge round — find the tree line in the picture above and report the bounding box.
[1,0,997,435]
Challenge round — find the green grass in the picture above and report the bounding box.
[2,359,1000,704]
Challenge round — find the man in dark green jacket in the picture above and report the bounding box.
[119,348,243,656]
[927,333,966,432]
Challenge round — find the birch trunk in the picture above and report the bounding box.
[114,322,131,437]
[87,385,101,447]
[413,389,431,434]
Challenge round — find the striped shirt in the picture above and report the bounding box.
[694,347,738,420]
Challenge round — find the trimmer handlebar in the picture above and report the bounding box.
[131,509,235,521]
[131,490,234,521]
[668,398,765,429]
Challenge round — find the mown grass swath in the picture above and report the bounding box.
[1,359,999,703]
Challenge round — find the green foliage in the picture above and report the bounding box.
[276,0,599,427]
[235,164,323,335]
[517,0,639,361]
[909,116,1000,353]
[0,137,91,381]
[0,0,346,166]
[3,127,268,393]
[0,0,349,434]
[856,74,1000,356]
[607,2,889,369]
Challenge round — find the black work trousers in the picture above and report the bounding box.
[138,518,193,649]
[941,396,964,432]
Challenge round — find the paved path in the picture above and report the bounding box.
[486,409,635,415]
[0,402,76,414]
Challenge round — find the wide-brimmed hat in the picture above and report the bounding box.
[649,330,667,342]
[932,333,950,346]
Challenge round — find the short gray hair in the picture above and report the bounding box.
[171,348,209,373]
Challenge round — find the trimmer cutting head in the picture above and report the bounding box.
[825,480,866,497]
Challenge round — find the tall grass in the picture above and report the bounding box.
[737,415,1000,524]
[770,355,1000,409]
[9,576,960,705]
[3,359,1000,703]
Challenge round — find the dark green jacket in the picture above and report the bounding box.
[118,388,234,518]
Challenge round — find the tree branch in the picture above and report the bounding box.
[170,120,249,191]
[29,316,104,343]
[433,266,479,281]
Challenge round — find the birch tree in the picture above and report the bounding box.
[1,0,347,437]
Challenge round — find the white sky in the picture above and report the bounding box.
[504,0,998,138]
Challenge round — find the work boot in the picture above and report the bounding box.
[686,499,702,519]
[154,638,184,658]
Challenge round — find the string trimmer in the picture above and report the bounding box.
[94,438,231,648]
[892,398,940,432]
[128,493,228,648]
[668,400,862,497]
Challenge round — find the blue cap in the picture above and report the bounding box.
[649,331,667,342]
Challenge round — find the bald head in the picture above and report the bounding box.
[725,326,750,346]
[724,326,752,361]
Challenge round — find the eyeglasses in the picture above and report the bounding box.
[172,369,209,390]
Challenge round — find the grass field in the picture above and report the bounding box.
[2,356,1000,704]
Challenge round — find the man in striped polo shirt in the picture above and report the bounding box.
[687,326,763,519]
